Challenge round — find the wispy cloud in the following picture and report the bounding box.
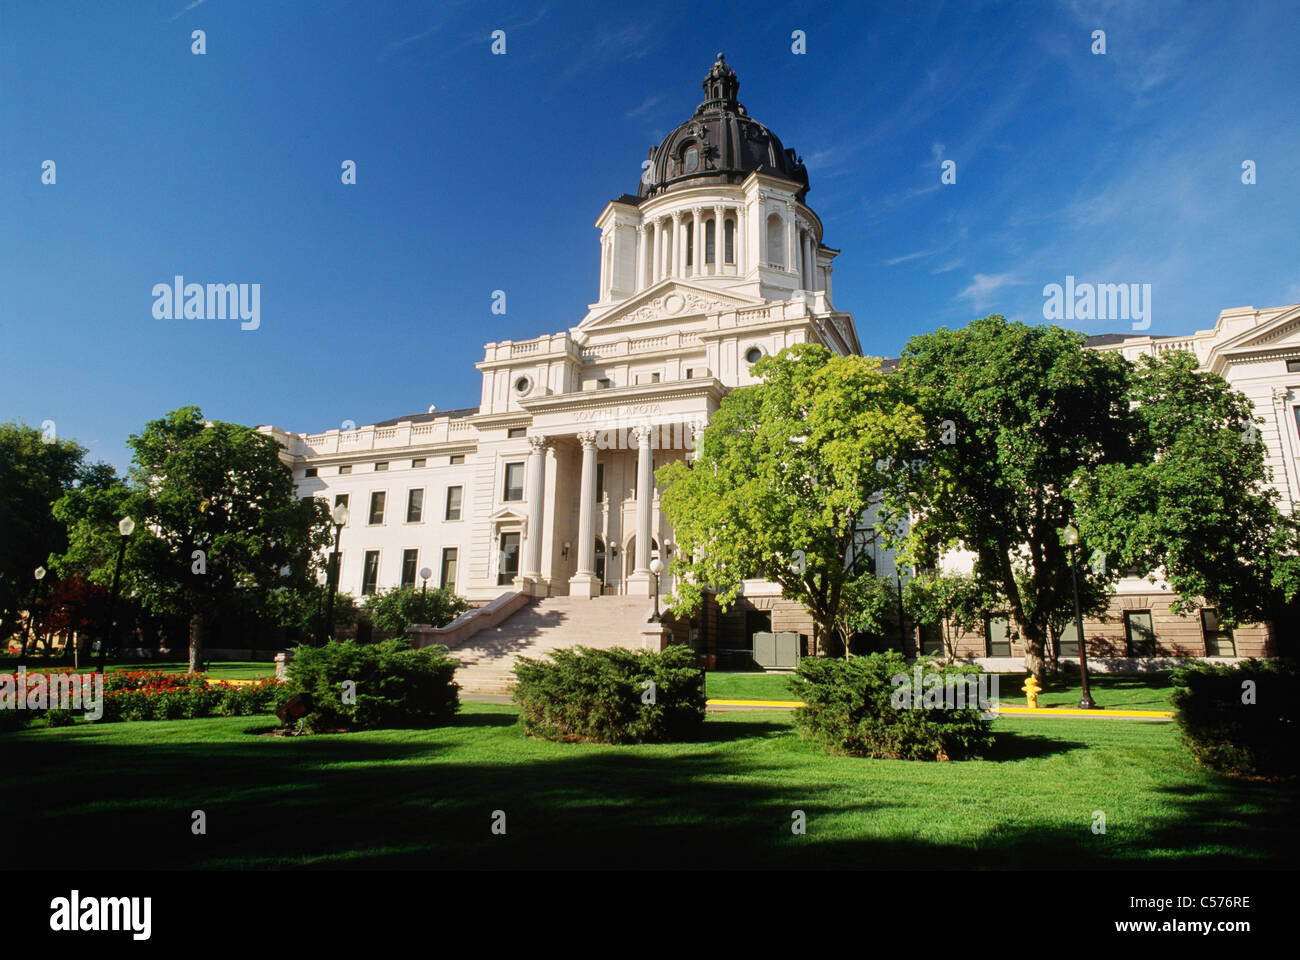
[885,250,931,266]
[956,273,1017,309]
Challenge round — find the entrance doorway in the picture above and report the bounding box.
[497,531,520,585]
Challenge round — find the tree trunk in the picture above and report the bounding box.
[1018,615,1047,685]
[188,611,206,674]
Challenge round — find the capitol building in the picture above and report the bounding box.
[262,55,1290,668]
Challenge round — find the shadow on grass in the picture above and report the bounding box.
[7,712,1296,870]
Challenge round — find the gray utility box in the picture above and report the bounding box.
[752,631,801,670]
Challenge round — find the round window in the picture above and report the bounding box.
[684,146,699,172]
[514,376,531,394]
[745,347,763,364]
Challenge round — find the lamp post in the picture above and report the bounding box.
[99,517,134,674]
[1062,523,1096,709]
[649,557,665,622]
[323,502,349,643]
[18,566,47,663]
[419,566,432,596]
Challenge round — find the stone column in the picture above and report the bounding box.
[713,204,724,272]
[639,223,651,290]
[569,432,601,598]
[676,212,686,277]
[625,425,655,595]
[691,207,702,277]
[522,435,548,589]
[785,202,797,273]
[803,230,814,290]
[651,219,661,283]
[736,205,745,272]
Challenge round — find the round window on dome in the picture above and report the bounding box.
[683,146,699,172]
[514,376,531,394]
[745,347,763,364]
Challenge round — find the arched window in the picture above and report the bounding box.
[766,213,784,267]
[683,144,699,173]
[705,219,716,264]
[724,218,735,264]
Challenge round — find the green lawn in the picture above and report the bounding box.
[705,670,1175,710]
[1,658,275,681]
[7,702,1291,869]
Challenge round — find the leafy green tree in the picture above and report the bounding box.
[1073,351,1300,632]
[894,316,1136,682]
[902,570,991,663]
[52,407,333,671]
[658,344,925,656]
[363,586,470,636]
[0,422,104,649]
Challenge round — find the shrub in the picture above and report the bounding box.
[363,586,470,636]
[791,651,995,760]
[283,639,460,733]
[513,644,706,744]
[1170,659,1298,778]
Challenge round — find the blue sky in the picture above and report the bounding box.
[2,0,1298,473]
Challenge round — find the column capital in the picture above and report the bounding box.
[692,205,703,217]
[577,430,599,449]
[671,209,683,223]
[632,424,655,447]
[527,434,550,453]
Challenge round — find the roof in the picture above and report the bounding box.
[372,406,477,427]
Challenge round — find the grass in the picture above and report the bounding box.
[7,701,1292,869]
[705,670,1175,710]
[0,658,275,681]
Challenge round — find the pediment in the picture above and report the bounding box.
[577,281,763,333]
[1205,305,1300,374]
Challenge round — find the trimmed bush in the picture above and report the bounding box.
[791,652,995,760]
[1170,658,1298,778]
[283,639,459,733]
[513,644,706,744]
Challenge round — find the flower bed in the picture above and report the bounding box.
[1,668,285,727]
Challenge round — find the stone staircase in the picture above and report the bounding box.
[447,595,656,694]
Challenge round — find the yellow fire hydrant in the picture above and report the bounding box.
[1022,675,1041,710]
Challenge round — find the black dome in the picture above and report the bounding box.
[637,53,809,202]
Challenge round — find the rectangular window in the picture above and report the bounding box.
[1286,359,1300,372]
[1124,610,1156,657]
[334,493,349,512]
[304,467,318,478]
[449,454,464,465]
[339,464,352,475]
[375,461,388,472]
[507,427,526,438]
[724,218,735,264]
[685,222,693,267]
[596,462,605,502]
[412,458,426,468]
[1293,406,1300,442]
[986,617,1011,657]
[651,372,660,383]
[503,462,525,501]
[705,219,716,264]
[498,532,520,585]
[445,485,463,520]
[362,550,380,595]
[368,491,386,525]
[401,549,418,588]
[920,623,944,657]
[440,547,458,589]
[1057,619,1079,658]
[597,378,613,390]
[406,488,424,523]
[1202,609,1236,656]
[685,367,694,379]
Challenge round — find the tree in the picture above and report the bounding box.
[894,316,1136,683]
[1073,351,1300,633]
[902,570,991,663]
[0,422,93,645]
[52,407,333,671]
[658,344,925,657]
